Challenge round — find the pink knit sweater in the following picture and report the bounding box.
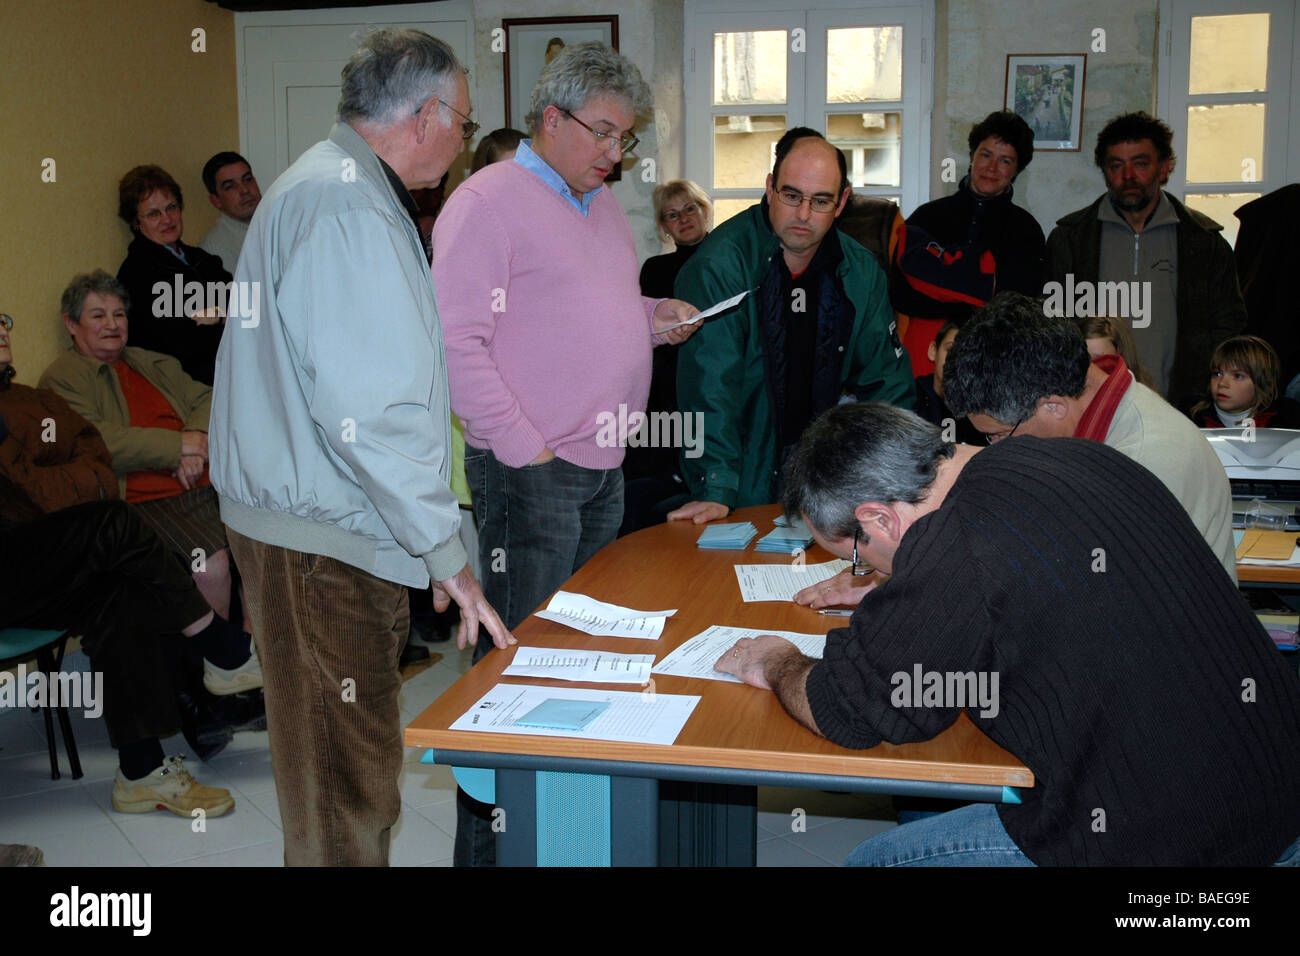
[432,161,664,469]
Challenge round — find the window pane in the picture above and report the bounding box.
[1189,14,1268,94]
[713,31,787,105]
[827,26,902,102]
[1186,104,1266,183]
[714,114,787,189]
[827,112,901,187]
[1184,193,1259,247]
[713,197,758,227]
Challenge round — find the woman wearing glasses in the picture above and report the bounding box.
[115,165,231,385]
[620,181,714,533]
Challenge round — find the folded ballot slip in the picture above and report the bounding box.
[696,521,758,550]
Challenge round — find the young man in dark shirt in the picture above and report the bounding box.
[717,401,1300,866]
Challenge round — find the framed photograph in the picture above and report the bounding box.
[503,16,619,129]
[1003,54,1086,151]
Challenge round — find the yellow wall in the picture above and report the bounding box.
[0,0,237,384]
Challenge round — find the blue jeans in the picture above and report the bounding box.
[454,447,624,866]
[848,802,1034,867]
[849,803,1300,867]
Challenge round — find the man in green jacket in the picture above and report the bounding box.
[1045,111,1246,409]
[670,128,915,522]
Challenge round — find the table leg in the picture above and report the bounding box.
[494,768,660,866]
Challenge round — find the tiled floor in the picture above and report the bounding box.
[0,640,896,867]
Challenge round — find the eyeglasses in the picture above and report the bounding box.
[984,416,1026,445]
[438,100,480,141]
[561,109,639,155]
[139,202,179,224]
[0,314,12,330]
[662,202,701,223]
[851,528,874,576]
[775,187,838,214]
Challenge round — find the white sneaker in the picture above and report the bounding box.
[203,639,263,696]
[111,755,234,817]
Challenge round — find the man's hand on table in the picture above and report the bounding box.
[652,298,702,345]
[433,563,516,651]
[714,634,801,689]
[667,499,730,524]
[793,567,881,610]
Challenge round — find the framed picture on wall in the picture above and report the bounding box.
[1003,53,1086,151]
[503,16,620,128]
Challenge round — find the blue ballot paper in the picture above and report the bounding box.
[755,526,815,553]
[697,521,758,550]
[515,698,611,732]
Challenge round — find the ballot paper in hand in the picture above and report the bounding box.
[503,646,655,684]
[656,289,751,332]
[653,625,828,683]
[734,558,851,602]
[534,590,677,639]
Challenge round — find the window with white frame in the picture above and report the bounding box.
[1158,0,1299,245]
[684,0,934,225]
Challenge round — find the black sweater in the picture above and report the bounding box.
[806,436,1300,866]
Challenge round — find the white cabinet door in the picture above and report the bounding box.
[237,3,472,183]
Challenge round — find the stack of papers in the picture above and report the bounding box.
[535,591,677,640]
[502,646,655,684]
[697,521,758,550]
[755,526,814,553]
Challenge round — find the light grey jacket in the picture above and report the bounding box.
[209,122,466,587]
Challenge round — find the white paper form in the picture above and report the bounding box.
[657,289,751,331]
[534,590,677,639]
[653,625,829,684]
[502,646,655,685]
[734,559,850,602]
[450,683,700,745]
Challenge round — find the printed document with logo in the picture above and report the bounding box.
[535,590,677,639]
[653,625,828,684]
[450,683,700,745]
[734,559,850,602]
[502,646,655,684]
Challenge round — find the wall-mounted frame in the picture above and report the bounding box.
[503,16,619,129]
[1004,53,1086,151]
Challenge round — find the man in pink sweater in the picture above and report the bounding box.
[431,41,698,865]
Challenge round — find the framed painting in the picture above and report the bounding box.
[1004,53,1086,151]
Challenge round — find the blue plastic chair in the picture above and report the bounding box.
[0,629,83,780]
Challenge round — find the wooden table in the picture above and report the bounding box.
[405,505,1033,866]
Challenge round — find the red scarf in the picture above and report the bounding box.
[1073,354,1132,441]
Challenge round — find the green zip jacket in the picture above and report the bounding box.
[674,201,915,509]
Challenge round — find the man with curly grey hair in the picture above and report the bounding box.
[432,41,700,865]
[209,28,512,866]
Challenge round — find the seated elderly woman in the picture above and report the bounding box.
[115,164,231,385]
[1,309,251,805]
[39,270,259,699]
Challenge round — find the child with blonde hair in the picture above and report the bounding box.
[1189,335,1300,428]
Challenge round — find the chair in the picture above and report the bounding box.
[0,628,83,780]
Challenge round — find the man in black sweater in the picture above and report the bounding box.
[717,402,1300,866]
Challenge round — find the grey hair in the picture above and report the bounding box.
[525,41,651,135]
[337,28,463,127]
[782,403,955,540]
[61,270,130,324]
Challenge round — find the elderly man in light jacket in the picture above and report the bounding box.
[209,28,512,867]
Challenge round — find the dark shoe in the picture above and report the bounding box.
[177,687,233,761]
[400,641,431,666]
[206,688,268,734]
